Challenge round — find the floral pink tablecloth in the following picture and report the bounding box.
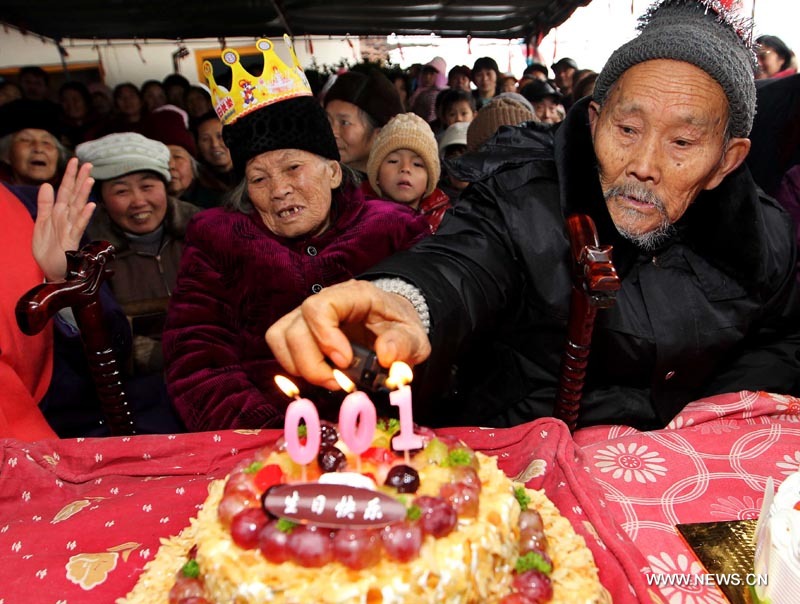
[0,390,796,604]
[575,390,800,604]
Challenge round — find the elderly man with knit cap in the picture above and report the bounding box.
[267,0,800,430]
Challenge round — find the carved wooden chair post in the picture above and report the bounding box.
[554,214,621,432]
[15,241,136,436]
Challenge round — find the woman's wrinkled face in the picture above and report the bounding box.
[100,171,168,234]
[196,119,233,172]
[7,128,59,185]
[167,145,195,197]
[325,99,377,170]
[246,149,342,239]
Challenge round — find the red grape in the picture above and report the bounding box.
[223,472,257,498]
[384,465,420,493]
[318,445,347,472]
[381,521,423,562]
[320,421,339,446]
[230,507,267,549]
[512,570,553,603]
[440,482,480,518]
[287,525,334,567]
[414,496,457,538]
[217,492,257,527]
[333,528,382,570]
[414,425,437,442]
[258,520,291,564]
[168,576,204,604]
[451,465,482,493]
[518,509,544,534]
[519,528,549,556]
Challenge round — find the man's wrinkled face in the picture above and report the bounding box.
[589,60,750,250]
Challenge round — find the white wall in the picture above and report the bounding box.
[1,0,798,85]
[537,0,800,75]
[0,28,361,88]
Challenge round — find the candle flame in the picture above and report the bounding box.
[274,375,299,398]
[332,369,356,393]
[385,361,413,388]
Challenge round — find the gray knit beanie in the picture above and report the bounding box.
[593,0,757,137]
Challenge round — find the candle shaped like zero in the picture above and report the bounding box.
[386,361,423,452]
[333,370,376,460]
[275,376,321,472]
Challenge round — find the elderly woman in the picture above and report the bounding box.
[140,107,225,208]
[323,70,404,176]
[162,47,429,431]
[0,99,68,186]
[76,132,201,378]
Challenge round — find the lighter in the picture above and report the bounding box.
[331,342,390,393]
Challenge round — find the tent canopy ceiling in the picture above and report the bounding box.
[1,0,592,41]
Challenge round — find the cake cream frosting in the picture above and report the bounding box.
[754,472,800,603]
[119,432,603,604]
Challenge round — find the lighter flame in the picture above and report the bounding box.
[385,361,413,389]
[332,369,356,393]
[274,375,299,399]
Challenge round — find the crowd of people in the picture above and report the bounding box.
[1,0,799,441]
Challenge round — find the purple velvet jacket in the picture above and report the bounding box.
[162,186,429,431]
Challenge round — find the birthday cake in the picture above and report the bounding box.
[119,420,602,604]
[753,471,800,604]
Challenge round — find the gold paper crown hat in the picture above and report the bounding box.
[203,35,312,126]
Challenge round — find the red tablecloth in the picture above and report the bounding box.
[0,390,797,604]
[576,390,800,604]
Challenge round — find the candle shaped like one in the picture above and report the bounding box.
[275,375,321,465]
[386,361,423,451]
[333,369,376,455]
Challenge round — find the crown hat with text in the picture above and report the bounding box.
[203,35,312,127]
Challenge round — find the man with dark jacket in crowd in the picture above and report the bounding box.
[266,0,800,430]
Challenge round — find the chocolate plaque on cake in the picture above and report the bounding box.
[263,483,407,528]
